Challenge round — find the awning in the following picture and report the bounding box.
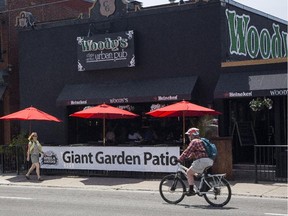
[57,76,198,106]
[0,86,6,100]
[214,71,287,98]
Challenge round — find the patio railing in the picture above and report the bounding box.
[254,145,287,183]
[0,145,26,174]
[1,144,287,183]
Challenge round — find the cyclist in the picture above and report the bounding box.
[177,127,213,196]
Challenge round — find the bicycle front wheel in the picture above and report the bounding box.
[204,177,232,207]
[159,174,186,204]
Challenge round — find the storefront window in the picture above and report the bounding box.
[67,103,200,145]
[67,102,189,146]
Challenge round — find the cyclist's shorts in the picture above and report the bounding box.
[190,158,213,174]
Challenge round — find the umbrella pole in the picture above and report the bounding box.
[103,118,106,146]
[182,112,185,147]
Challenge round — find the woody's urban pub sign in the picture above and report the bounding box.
[77,30,135,71]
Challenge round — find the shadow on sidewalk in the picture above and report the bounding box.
[1,173,147,187]
[1,174,45,184]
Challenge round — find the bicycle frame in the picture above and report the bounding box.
[176,163,226,196]
[159,163,232,207]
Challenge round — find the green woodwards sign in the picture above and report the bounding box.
[225,9,287,60]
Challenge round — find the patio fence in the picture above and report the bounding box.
[1,145,287,183]
[0,145,165,179]
[254,145,287,183]
[0,145,26,174]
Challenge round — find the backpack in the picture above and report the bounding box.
[201,138,217,160]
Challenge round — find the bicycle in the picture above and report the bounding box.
[159,163,232,207]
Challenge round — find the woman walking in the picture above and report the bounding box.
[25,132,44,181]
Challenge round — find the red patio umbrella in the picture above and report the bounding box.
[146,100,221,145]
[0,106,62,133]
[69,103,139,145]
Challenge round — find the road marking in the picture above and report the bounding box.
[0,196,32,200]
[265,213,288,216]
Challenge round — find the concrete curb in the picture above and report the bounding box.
[0,174,287,199]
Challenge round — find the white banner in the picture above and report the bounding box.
[41,146,180,173]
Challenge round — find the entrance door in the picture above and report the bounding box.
[228,98,276,163]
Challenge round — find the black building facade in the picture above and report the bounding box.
[216,1,287,163]
[18,0,287,164]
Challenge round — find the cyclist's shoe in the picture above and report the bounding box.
[185,190,196,196]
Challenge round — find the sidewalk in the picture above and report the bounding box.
[0,173,287,199]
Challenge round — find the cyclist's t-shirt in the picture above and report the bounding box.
[179,138,208,161]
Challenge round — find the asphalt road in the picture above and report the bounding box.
[0,185,287,216]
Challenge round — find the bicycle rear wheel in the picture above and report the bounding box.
[159,174,186,204]
[204,177,231,207]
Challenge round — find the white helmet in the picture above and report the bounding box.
[185,127,200,136]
